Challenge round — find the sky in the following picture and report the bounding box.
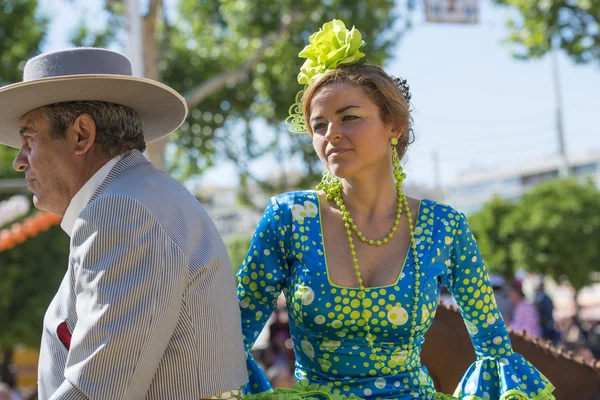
[38,0,600,190]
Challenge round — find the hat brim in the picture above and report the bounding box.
[0,75,188,148]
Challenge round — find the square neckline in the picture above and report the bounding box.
[314,190,424,290]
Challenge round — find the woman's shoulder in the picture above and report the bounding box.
[416,198,465,220]
[270,190,320,208]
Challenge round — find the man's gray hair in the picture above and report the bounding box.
[41,101,146,157]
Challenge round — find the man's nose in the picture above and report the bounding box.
[13,147,29,172]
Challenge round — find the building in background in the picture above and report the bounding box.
[443,152,600,215]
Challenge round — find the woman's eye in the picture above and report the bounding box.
[312,123,327,132]
[342,115,359,122]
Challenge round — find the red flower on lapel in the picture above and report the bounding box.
[57,321,71,350]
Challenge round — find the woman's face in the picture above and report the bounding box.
[309,82,400,180]
[508,287,522,305]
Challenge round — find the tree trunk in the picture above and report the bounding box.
[0,346,16,389]
[142,0,170,170]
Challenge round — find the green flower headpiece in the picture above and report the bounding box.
[286,19,366,134]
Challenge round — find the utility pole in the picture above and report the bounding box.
[433,150,443,201]
[550,50,569,177]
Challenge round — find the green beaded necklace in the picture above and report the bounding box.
[316,140,422,356]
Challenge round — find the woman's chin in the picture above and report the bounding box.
[327,164,361,180]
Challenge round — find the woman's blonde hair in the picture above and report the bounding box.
[301,64,414,159]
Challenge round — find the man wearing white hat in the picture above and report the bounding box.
[1,48,247,400]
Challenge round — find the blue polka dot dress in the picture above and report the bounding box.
[237,191,555,399]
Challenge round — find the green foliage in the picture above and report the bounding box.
[468,197,518,280]
[83,0,407,206]
[508,178,600,291]
[0,145,19,181]
[244,379,365,400]
[227,235,252,272]
[495,0,600,65]
[470,178,600,291]
[0,0,47,86]
[0,225,69,348]
[164,0,402,192]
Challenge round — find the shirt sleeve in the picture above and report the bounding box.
[236,196,291,394]
[441,212,555,400]
[58,195,187,400]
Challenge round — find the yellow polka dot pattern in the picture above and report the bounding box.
[237,192,555,399]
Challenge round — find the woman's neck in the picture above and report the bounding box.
[340,172,398,220]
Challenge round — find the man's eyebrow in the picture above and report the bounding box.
[311,105,361,122]
[19,119,36,136]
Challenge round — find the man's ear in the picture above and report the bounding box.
[70,114,96,156]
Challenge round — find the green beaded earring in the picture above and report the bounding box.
[391,137,406,185]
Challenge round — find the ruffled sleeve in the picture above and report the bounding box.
[237,196,291,395]
[440,212,555,400]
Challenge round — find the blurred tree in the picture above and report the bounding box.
[0,0,47,86]
[0,147,20,202]
[0,0,50,385]
[0,228,70,348]
[495,0,600,65]
[75,0,411,209]
[467,197,518,280]
[508,178,600,292]
[227,235,252,273]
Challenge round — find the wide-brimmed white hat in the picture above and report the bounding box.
[0,47,188,148]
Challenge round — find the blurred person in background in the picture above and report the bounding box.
[490,275,514,323]
[535,282,560,343]
[508,281,542,337]
[0,383,12,400]
[0,382,21,400]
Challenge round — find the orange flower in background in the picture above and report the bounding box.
[0,212,62,253]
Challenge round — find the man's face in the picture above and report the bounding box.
[13,109,76,215]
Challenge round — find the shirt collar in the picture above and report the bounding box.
[61,154,124,237]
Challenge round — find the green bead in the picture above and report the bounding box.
[376,240,382,246]
[368,239,374,245]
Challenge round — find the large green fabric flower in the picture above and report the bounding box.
[297,19,365,85]
[244,379,365,400]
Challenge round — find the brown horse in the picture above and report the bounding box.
[422,303,600,400]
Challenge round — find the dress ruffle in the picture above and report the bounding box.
[452,353,555,400]
[244,380,365,400]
